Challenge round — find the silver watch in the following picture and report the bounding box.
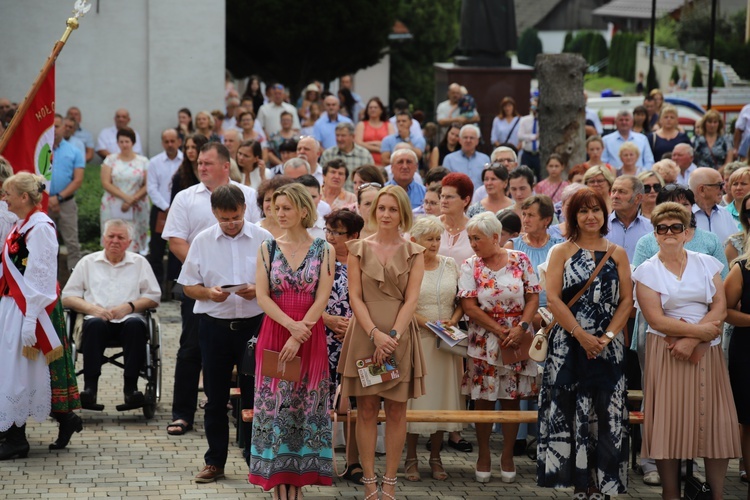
[604,331,616,340]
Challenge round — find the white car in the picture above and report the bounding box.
[587,96,705,134]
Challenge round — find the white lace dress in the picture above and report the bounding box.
[406,256,464,434]
[0,212,57,431]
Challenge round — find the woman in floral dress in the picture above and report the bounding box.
[459,211,541,484]
[100,127,149,252]
[250,184,335,500]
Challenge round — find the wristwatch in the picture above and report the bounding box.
[520,321,530,331]
[56,194,64,203]
[604,331,616,341]
[389,329,398,339]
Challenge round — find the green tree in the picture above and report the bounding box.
[587,33,608,68]
[670,65,680,84]
[692,63,704,87]
[563,32,574,53]
[654,16,679,49]
[713,70,725,87]
[389,0,461,121]
[226,0,398,96]
[517,28,543,66]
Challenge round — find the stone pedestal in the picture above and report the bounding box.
[434,63,533,154]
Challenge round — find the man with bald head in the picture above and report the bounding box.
[689,167,737,244]
[97,108,143,158]
[296,135,324,184]
[147,129,183,291]
[436,83,463,140]
[313,95,353,149]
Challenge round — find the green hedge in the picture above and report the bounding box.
[608,32,640,82]
[563,31,608,70]
[517,28,543,66]
[78,164,103,251]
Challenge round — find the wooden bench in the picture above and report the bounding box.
[242,409,645,425]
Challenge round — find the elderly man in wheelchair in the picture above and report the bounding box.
[61,219,160,411]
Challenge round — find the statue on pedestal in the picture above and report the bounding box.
[455,0,517,67]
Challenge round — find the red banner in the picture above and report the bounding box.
[3,65,55,179]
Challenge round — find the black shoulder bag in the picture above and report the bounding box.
[240,239,276,376]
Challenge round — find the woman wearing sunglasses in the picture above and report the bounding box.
[637,171,665,219]
[633,202,740,500]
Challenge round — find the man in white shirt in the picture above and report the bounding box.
[161,142,260,438]
[734,103,750,160]
[689,167,737,245]
[601,110,654,169]
[147,129,183,292]
[178,184,271,483]
[436,83,463,140]
[517,99,542,179]
[296,136,325,184]
[256,83,300,137]
[96,108,143,158]
[671,143,697,185]
[62,220,161,410]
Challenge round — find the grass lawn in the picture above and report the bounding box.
[584,75,636,95]
[78,163,104,251]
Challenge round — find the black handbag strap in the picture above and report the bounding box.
[543,244,616,335]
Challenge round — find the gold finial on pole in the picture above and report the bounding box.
[61,0,91,43]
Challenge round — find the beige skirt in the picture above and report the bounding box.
[642,334,740,460]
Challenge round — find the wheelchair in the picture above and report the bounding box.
[66,309,162,419]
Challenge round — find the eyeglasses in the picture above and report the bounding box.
[324,228,349,237]
[655,223,686,235]
[643,184,662,194]
[586,178,607,185]
[423,200,439,207]
[218,220,244,228]
[357,182,382,191]
[702,182,725,190]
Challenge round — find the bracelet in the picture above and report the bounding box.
[369,326,378,342]
[128,301,136,313]
[570,325,581,336]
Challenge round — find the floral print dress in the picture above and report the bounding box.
[324,261,351,402]
[100,154,149,252]
[249,238,332,490]
[458,250,541,401]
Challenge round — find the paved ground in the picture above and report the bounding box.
[1,299,747,499]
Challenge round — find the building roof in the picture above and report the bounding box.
[593,0,685,20]
[515,0,564,33]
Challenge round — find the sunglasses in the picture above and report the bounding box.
[357,182,382,191]
[703,182,725,190]
[663,183,689,192]
[655,223,686,235]
[643,184,662,194]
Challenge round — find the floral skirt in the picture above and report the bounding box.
[461,356,539,401]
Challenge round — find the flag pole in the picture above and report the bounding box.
[0,1,91,155]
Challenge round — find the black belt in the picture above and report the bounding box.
[55,194,75,203]
[203,314,260,331]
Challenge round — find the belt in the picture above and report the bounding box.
[203,314,260,331]
[55,194,75,203]
[490,311,522,319]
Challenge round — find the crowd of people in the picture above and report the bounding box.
[2,77,750,500]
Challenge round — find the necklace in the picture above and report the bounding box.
[288,239,307,260]
[658,251,686,281]
[443,216,466,233]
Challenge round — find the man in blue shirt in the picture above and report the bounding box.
[442,124,490,190]
[50,114,85,274]
[689,167,738,245]
[601,110,654,169]
[313,95,352,149]
[381,111,426,166]
[386,149,426,210]
[606,175,652,262]
[66,106,95,162]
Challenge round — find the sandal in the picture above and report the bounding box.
[404,457,421,481]
[167,420,193,436]
[429,457,447,481]
[381,475,398,500]
[342,462,364,484]
[362,476,378,500]
[447,438,472,452]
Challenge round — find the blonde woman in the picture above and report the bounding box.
[694,109,734,169]
[404,216,464,482]
[338,185,426,500]
[637,170,665,219]
[583,165,615,212]
[647,105,691,161]
[194,110,221,142]
[617,142,643,177]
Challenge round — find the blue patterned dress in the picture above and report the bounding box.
[537,247,629,495]
[249,238,332,490]
[324,261,351,402]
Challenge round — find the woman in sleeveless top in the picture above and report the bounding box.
[355,97,394,167]
[337,185,425,500]
[250,184,336,499]
[538,188,633,498]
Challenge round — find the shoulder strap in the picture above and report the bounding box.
[543,244,616,335]
[263,239,277,283]
[503,116,520,143]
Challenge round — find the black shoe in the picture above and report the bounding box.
[79,388,98,409]
[513,439,527,457]
[49,413,83,450]
[447,438,473,453]
[124,389,145,406]
[0,425,29,460]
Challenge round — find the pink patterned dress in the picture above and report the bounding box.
[249,238,332,490]
[458,250,541,401]
[100,153,149,252]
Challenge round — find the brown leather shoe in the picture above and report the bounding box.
[195,465,225,483]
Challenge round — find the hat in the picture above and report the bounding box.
[305,83,320,93]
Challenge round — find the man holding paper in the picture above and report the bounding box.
[177,184,271,483]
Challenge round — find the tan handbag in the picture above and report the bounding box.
[529,245,616,362]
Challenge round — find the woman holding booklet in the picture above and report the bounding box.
[337,184,426,500]
[250,184,336,500]
[402,215,464,482]
[458,211,541,484]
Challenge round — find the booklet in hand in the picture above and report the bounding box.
[220,283,250,293]
[261,349,301,382]
[426,321,468,347]
[356,355,400,388]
